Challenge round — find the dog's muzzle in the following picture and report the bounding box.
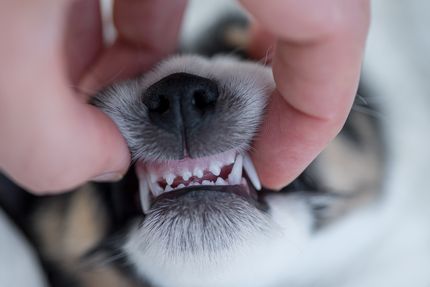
[134,73,262,213]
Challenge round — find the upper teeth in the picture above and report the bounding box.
[136,151,261,213]
[138,177,151,213]
[165,173,175,186]
[209,162,221,176]
[193,167,203,178]
[182,170,192,181]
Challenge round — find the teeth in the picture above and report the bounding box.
[226,152,235,164]
[138,175,151,213]
[148,180,163,196]
[193,167,204,178]
[243,153,262,190]
[149,172,158,183]
[209,163,221,176]
[182,170,192,181]
[140,151,259,209]
[228,154,243,185]
[202,180,213,185]
[165,173,175,186]
[215,177,227,185]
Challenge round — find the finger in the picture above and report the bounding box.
[64,0,103,86]
[0,0,130,193]
[79,39,165,94]
[246,21,275,63]
[240,0,370,189]
[0,78,130,193]
[80,0,187,93]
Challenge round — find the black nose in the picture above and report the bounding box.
[143,73,219,153]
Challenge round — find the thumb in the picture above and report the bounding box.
[0,83,130,194]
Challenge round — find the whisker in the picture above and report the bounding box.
[356,93,369,105]
[352,104,385,119]
[257,45,274,66]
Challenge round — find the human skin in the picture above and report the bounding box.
[241,0,370,189]
[0,0,369,193]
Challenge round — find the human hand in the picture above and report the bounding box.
[0,0,186,193]
[240,0,370,189]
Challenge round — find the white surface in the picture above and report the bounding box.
[0,210,47,287]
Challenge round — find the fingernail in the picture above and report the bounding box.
[92,172,124,182]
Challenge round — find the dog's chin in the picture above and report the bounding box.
[121,151,287,285]
[122,180,313,287]
[131,188,270,255]
[124,188,277,285]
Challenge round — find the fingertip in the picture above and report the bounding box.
[36,100,132,193]
[84,105,131,177]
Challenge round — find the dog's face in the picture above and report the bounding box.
[92,55,383,287]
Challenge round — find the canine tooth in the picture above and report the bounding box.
[177,183,185,189]
[165,185,173,192]
[228,154,243,185]
[243,153,262,190]
[165,173,175,186]
[215,177,226,185]
[209,163,221,176]
[193,167,204,178]
[182,170,192,181]
[139,176,151,213]
[149,172,158,183]
[148,180,163,196]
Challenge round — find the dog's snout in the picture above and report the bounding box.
[144,73,219,151]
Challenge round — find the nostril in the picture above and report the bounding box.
[192,89,216,111]
[146,94,170,114]
[142,73,219,140]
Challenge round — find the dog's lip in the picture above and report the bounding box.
[136,152,261,213]
[152,183,258,207]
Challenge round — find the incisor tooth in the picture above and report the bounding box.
[177,183,185,189]
[165,173,175,185]
[215,177,226,185]
[225,152,236,164]
[182,170,192,181]
[165,185,173,192]
[226,152,235,164]
[193,167,204,178]
[202,180,212,185]
[209,163,221,176]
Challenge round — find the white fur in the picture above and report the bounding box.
[125,194,312,287]
[0,210,47,287]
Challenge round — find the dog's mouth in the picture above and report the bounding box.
[135,150,261,213]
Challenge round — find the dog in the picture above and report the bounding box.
[1,1,430,286]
